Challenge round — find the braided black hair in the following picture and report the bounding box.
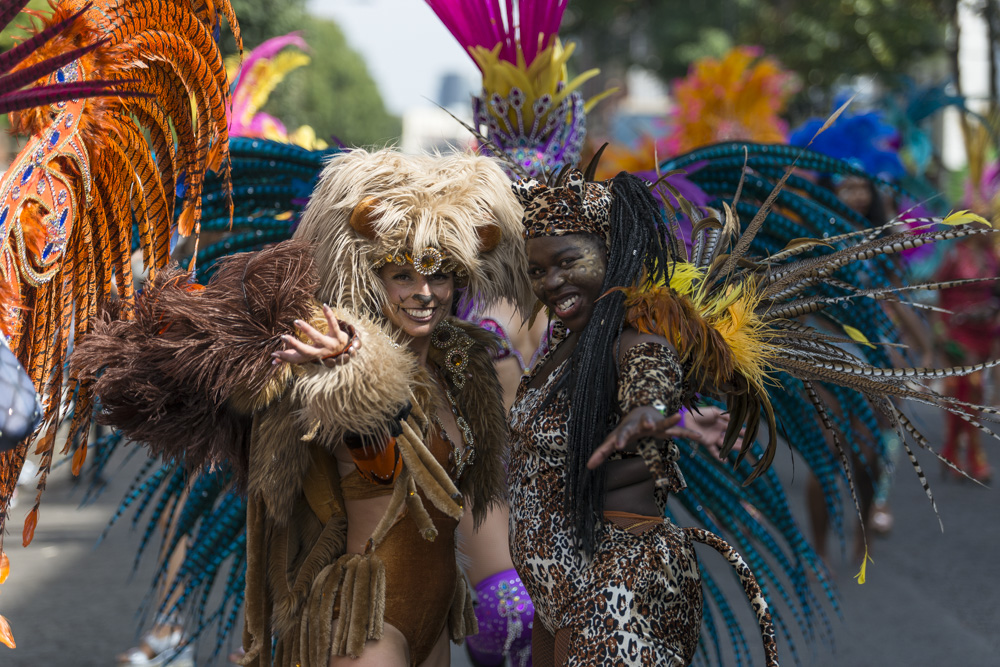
[546,171,675,556]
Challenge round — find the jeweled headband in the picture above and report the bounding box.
[512,170,613,247]
[371,248,467,279]
[352,195,491,283]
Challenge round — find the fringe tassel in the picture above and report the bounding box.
[397,418,463,517]
[328,553,387,658]
[448,567,479,642]
[405,475,438,541]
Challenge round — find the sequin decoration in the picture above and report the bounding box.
[0,59,87,288]
[412,246,443,275]
[430,320,473,390]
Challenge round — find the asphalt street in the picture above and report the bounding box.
[0,402,997,667]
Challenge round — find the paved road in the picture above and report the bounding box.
[0,404,997,666]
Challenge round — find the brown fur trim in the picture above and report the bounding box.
[72,240,319,489]
[293,149,534,321]
[329,557,354,656]
[397,421,463,518]
[293,306,417,445]
[250,398,314,526]
[367,472,411,550]
[242,495,272,667]
[429,318,509,528]
[324,552,386,658]
[347,554,371,656]
[305,562,342,667]
[272,511,347,635]
[404,474,438,541]
[448,568,479,642]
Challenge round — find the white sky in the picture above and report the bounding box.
[307,0,481,114]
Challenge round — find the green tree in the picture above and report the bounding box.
[258,18,401,147]
[223,0,308,57]
[564,0,948,97]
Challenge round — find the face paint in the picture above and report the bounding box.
[526,233,607,332]
[378,263,455,340]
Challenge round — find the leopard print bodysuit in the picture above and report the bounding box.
[508,342,704,666]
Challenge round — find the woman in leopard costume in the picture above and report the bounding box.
[506,169,779,666]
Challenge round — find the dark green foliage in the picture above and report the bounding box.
[223,0,400,146]
[222,0,308,58]
[564,0,946,91]
[261,18,402,148]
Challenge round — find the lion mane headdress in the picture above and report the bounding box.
[293,148,534,319]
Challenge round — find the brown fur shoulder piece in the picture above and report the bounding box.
[429,317,508,528]
[293,307,418,447]
[72,240,319,489]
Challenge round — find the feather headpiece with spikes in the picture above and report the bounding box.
[292,148,534,320]
[0,0,240,548]
[425,0,613,179]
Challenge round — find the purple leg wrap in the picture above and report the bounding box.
[466,568,533,667]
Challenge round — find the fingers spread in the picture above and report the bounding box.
[281,334,324,358]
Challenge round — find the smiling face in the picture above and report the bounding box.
[378,263,455,340]
[526,233,607,332]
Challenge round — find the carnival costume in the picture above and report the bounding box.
[0,0,240,647]
[504,135,1000,666]
[67,4,1000,665]
[507,169,777,667]
[426,5,812,664]
[74,147,533,666]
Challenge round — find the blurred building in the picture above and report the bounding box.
[943,3,991,170]
[401,71,478,154]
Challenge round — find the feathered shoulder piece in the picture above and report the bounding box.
[0,0,240,542]
[71,239,317,490]
[425,0,612,178]
[622,171,1000,520]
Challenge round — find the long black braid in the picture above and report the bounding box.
[546,171,676,556]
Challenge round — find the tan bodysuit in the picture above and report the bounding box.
[336,429,460,665]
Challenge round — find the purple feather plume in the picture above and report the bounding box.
[424,0,568,65]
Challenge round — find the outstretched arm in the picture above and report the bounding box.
[588,410,699,469]
[587,329,700,470]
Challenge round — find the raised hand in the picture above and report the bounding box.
[587,408,700,470]
[686,405,745,459]
[272,304,361,367]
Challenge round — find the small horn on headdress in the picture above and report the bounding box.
[350,196,381,239]
[477,223,502,252]
[584,143,609,182]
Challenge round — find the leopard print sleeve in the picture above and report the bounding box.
[617,341,687,493]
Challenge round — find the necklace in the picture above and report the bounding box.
[432,381,476,480]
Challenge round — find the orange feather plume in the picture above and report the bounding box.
[0,0,241,544]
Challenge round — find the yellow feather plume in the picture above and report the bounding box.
[470,36,614,135]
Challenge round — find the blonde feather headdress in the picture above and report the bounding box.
[293,148,533,318]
